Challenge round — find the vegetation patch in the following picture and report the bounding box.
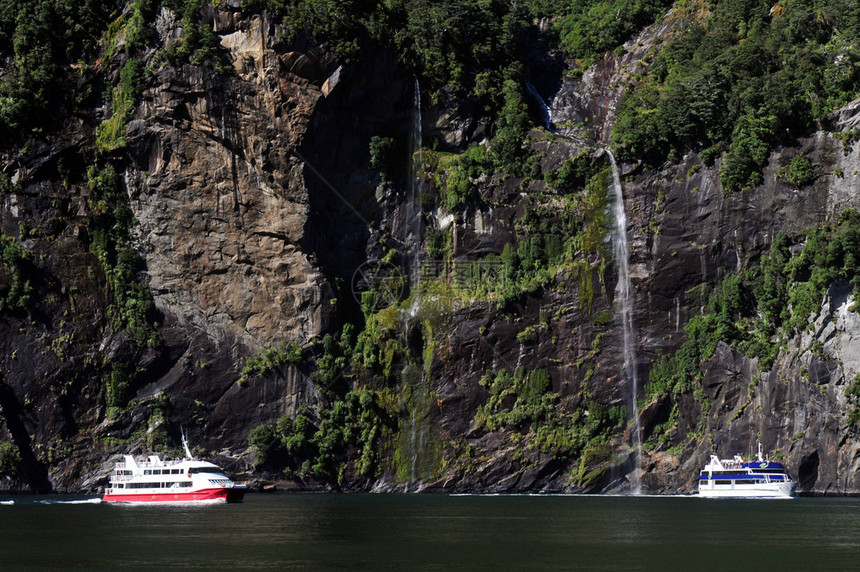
[96,58,147,153]
[648,210,860,445]
[0,233,33,313]
[249,388,397,484]
[776,154,816,188]
[845,375,860,429]
[0,0,116,143]
[0,441,21,479]
[612,0,860,191]
[475,368,625,463]
[86,165,160,348]
[238,341,304,386]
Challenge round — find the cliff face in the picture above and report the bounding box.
[124,10,335,446]
[2,4,860,494]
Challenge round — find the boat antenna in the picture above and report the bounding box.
[181,427,193,460]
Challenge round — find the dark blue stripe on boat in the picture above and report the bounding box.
[699,474,788,480]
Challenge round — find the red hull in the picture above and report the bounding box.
[102,487,246,503]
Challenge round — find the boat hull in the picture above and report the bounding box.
[698,482,795,499]
[102,486,246,504]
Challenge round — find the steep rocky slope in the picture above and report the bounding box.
[2,2,860,495]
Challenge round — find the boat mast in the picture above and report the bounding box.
[181,428,193,460]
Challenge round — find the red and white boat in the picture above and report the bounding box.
[102,436,246,503]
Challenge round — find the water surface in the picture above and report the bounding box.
[0,494,855,570]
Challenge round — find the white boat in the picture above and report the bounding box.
[102,435,246,503]
[698,443,796,498]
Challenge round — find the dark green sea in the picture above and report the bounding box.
[0,493,857,570]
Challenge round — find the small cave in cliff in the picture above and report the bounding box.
[798,450,820,492]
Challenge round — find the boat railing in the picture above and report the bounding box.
[114,458,186,470]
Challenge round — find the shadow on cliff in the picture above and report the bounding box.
[0,380,52,492]
[299,46,415,322]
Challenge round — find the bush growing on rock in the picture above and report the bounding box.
[0,442,21,478]
[248,390,394,483]
[239,341,304,386]
[0,234,33,313]
[776,155,816,187]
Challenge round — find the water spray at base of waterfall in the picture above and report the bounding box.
[607,150,643,495]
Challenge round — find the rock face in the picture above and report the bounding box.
[130,11,331,350]
[3,5,860,495]
[120,11,343,458]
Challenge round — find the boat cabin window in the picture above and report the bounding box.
[126,481,193,489]
[189,467,224,475]
[714,479,732,485]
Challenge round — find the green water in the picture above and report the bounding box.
[0,494,856,570]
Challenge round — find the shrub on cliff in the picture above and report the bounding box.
[845,375,860,429]
[238,341,304,386]
[0,233,33,313]
[0,442,21,479]
[776,155,816,188]
[248,390,395,482]
[369,136,396,182]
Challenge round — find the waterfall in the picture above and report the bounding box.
[526,80,553,132]
[409,408,418,483]
[400,361,433,492]
[405,78,424,286]
[401,81,427,490]
[607,150,642,494]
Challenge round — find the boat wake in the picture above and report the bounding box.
[36,497,103,505]
[111,498,227,507]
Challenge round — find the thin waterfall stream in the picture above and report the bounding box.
[405,78,423,287]
[526,79,553,132]
[401,78,427,491]
[607,150,642,494]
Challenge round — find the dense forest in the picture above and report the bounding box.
[1,0,860,493]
